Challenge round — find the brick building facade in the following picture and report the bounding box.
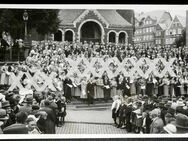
[54,9,134,45]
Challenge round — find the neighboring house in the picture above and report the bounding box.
[134,10,172,47]
[54,9,134,45]
[164,15,186,47]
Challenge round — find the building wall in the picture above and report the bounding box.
[60,10,133,45]
[164,16,185,46]
[134,12,172,47]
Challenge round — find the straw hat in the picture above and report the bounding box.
[163,124,177,134]
[174,113,188,130]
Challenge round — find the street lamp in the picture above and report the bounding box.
[23,10,28,40]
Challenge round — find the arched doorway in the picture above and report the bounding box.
[65,30,73,42]
[54,30,62,41]
[80,21,101,43]
[119,32,126,44]
[109,32,116,43]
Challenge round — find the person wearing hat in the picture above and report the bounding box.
[176,100,188,116]
[173,113,188,133]
[19,94,33,114]
[3,111,28,134]
[26,117,41,134]
[0,109,9,132]
[39,100,56,134]
[1,101,16,128]
[162,123,177,134]
[149,108,164,133]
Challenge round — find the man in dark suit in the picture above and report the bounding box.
[3,112,28,134]
[39,100,56,134]
[86,77,95,105]
[64,76,73,103]
[102,71,111,102]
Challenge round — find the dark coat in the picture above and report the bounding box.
[40,107,56,134]
[64,78,72,101]
[3,123,28,134]
[102,75,111,99]
[116,75,125,90]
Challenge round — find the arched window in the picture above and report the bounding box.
[109,32,116,43]
[118,32,126,44]
[54,30,62,41]
[65,30,73,42]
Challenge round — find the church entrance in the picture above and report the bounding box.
[80,21,101,43]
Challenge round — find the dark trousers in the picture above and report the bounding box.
[87,93,93,105]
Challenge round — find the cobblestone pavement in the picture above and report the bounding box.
[56,122,127,134]
[65,109,113,124]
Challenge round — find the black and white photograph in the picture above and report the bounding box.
[0,4,188,137]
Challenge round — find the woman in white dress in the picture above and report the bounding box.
[163,75,170,97]
[0,64,7,85]
[96,77,104,99]
[110,77,117,98]
[80,77,87,99]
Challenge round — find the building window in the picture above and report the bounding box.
[178,29,182,34]
[173,29,176,35]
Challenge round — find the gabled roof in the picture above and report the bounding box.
[158,23,169,30]
[58,9,132,28]
[176,15,186,27]
[98,10,132,27]
[135,10,166,23]
[58,9,85,25]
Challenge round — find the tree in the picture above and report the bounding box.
[174,28,186,48]
[0,9,60,40]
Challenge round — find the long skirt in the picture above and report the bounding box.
[71,87,75,97]
[96,86,104,99]
[74,86,81,97]
[180,84,185,95]
[169,84,175,97]
[146,83,154,97]
[0,73,6,85]
[163,85,169,97]
[111,86,117,98]
[154,84,158,96]
[130,83,136,96]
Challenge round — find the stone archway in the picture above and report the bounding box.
[78,19,105,44]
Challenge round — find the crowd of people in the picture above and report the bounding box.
[0,89,67,134]
[111,94,188,134]
[0,40,188,134]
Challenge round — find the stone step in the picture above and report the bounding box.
[68,106,111,111]
[75,103,112,108]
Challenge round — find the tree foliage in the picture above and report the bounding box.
[0,9,60,40]
[174,28,186,48]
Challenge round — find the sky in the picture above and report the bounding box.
[0,4,187,18]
